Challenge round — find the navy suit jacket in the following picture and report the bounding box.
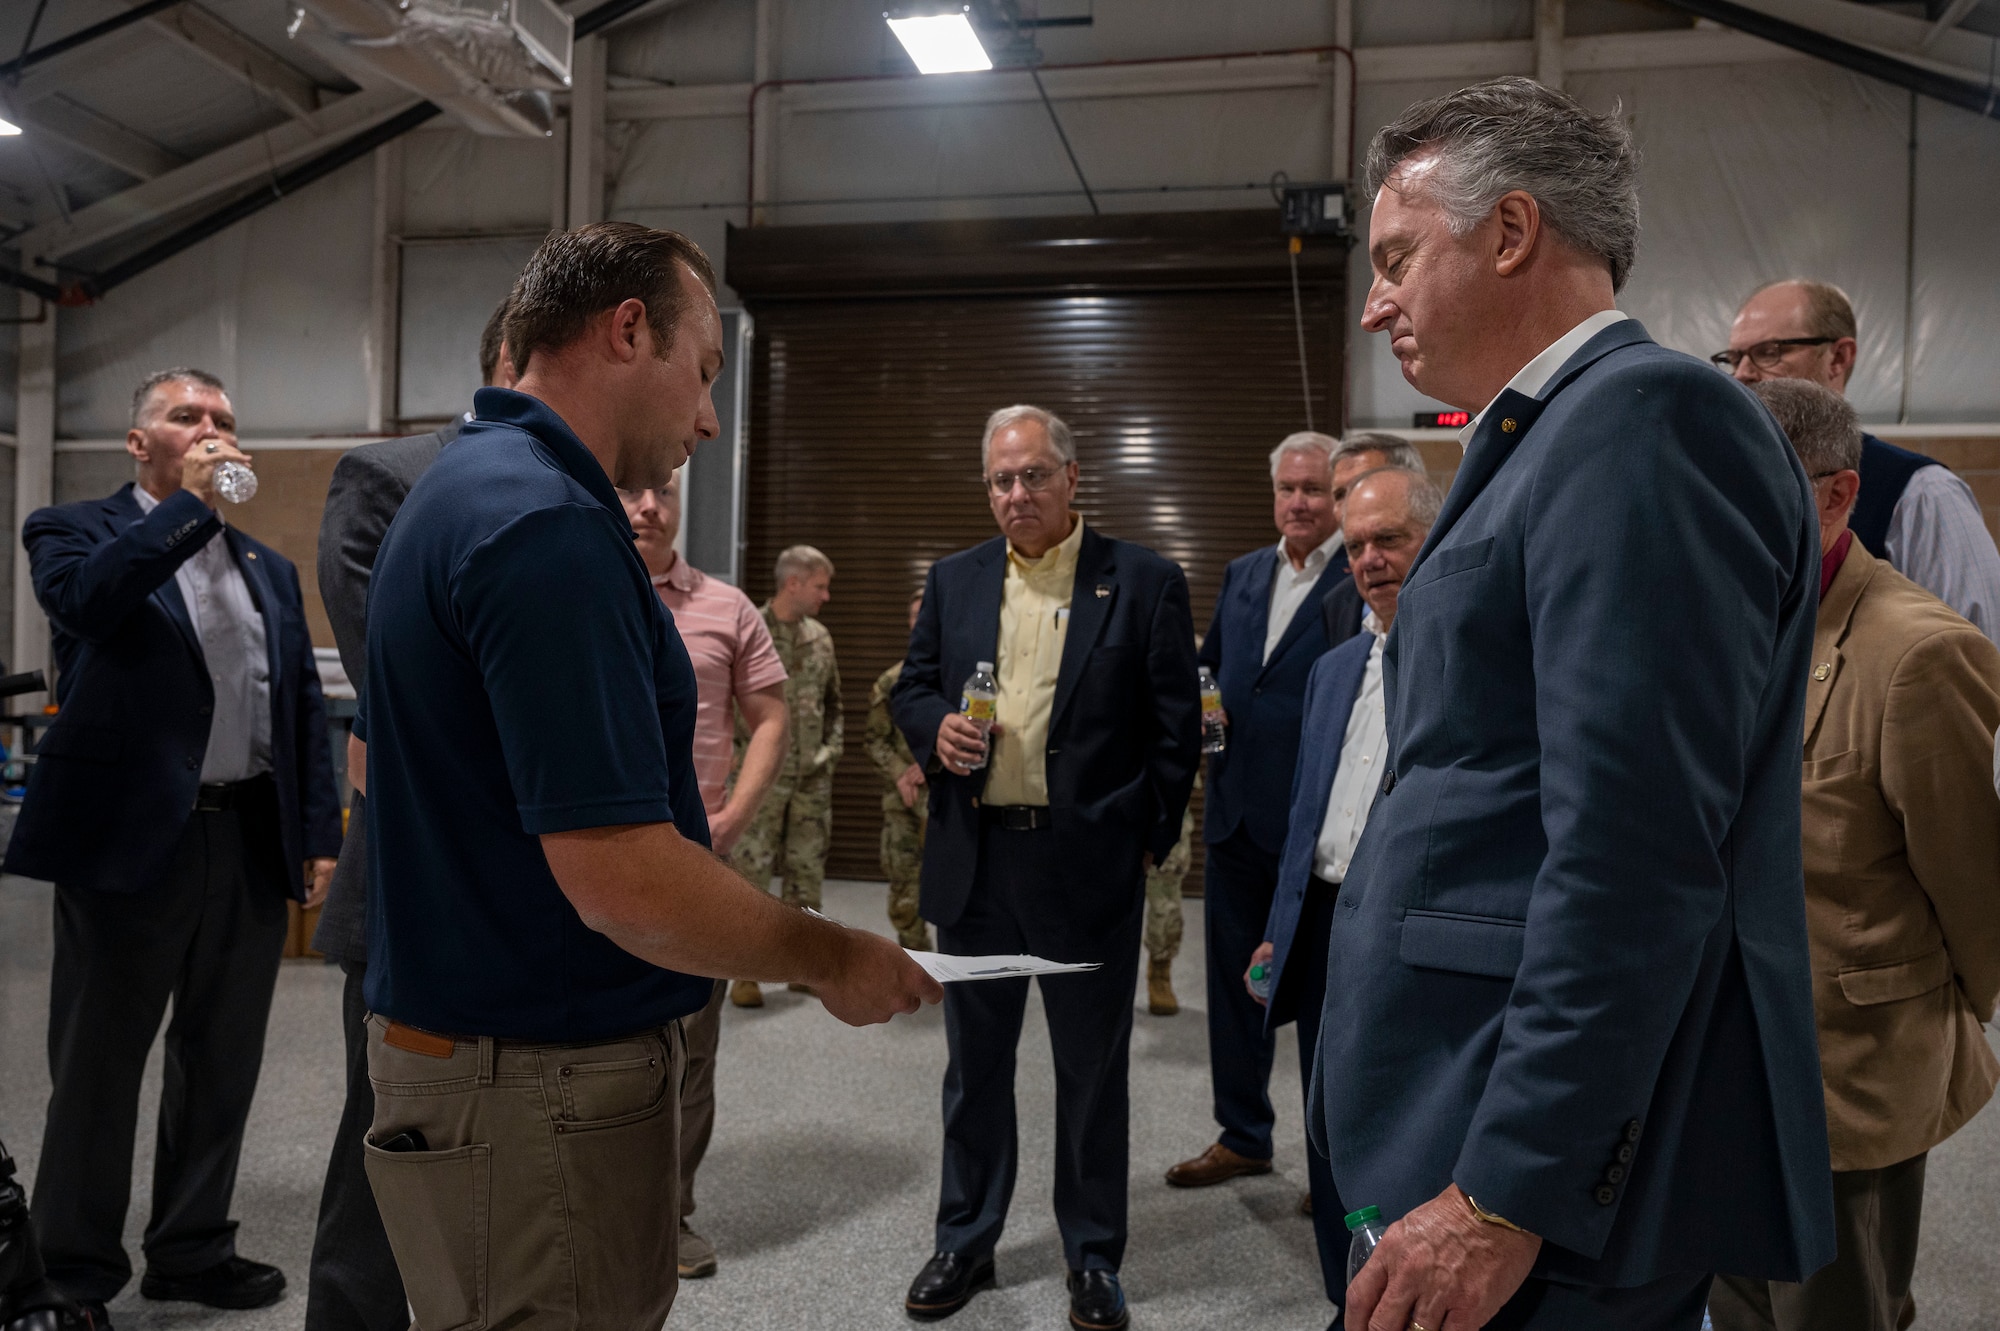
[1261,629,1372,1030]
[1197,543,1338,851]
[5,485,342,897]
[1316,321,1835,1286]
[892,525,1202,932]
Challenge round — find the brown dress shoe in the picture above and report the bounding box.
[1164,1142,1272,1188]
[1146,959,1178,1016]
[729,980,764,1007]
[1299,1191,1314,1216]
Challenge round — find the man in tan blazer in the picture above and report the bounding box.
[1711,378,2000,1331]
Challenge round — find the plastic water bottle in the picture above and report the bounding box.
[1199,665,1226,753]
[1345,1205,1388,1286]
[1247,961,1272,1002]
[214,460,258,504]
[960,661,997,770]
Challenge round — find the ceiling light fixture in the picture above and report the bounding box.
[885,7,992,75]
[0,118,21,137]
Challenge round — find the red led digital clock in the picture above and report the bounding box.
[1413,410,1472,428]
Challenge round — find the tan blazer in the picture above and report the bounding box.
[1804,540,2000,1171]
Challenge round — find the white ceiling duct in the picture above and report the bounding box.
[288,0,574,137]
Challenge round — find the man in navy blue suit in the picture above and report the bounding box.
[1327,79,1835,1331]
[1250,465,1439,1324]
[1165,430,1343,1191]
[6,369,342,1326]
[893,404,1201,1330]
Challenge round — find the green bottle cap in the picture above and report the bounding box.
[1344,1205,1382,1231]
[1249,963,1269,980]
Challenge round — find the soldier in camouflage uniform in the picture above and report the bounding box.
[1144,773,1197,1015]
[729,546,843,1006]
[868,591,931,950]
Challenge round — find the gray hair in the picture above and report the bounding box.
[131,367,226,428]
[1268,431,1337,479]
[1347,465,1445,530]
[1750,378,1861,476]
[775,544,835,584]
[982,404,1075,471]
[1332,431,1426,475]
[1364,76,1641,292]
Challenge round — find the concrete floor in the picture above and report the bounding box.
[2,874,1997,1331]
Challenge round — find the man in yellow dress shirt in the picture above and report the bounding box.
[891,404,1201,1330]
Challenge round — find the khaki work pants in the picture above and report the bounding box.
[363,1015,686,1331]
[677,981,726,1220]
[1709,1152,1926,1331]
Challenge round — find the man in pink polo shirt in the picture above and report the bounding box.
[621,473,788,1281]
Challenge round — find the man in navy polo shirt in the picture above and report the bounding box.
[354,222,939,1331]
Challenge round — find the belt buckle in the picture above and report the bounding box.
[192,786,226,813]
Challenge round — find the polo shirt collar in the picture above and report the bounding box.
[473,387,624,516]
[652,552,700,593]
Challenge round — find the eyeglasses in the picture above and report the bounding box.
[983,466,1061,496]
[1710,337,1836,371]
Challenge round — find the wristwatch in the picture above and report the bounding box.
[1464,1192,1528,1233]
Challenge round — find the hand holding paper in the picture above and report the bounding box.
[910,951,1103,983]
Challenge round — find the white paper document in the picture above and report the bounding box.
[910,951,1103,983]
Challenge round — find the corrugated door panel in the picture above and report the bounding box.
[743,285,1338,883]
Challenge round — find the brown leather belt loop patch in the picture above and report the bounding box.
[384,1020,456,1059]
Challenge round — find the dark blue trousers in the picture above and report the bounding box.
[935,821,1144,1272]
[1284,879,1348,1306]
[1202,828,1281,1159]
[303,962,408,1331]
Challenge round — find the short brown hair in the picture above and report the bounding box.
[504,223,716,373]
[775,545,834,584]
[478,296,512,384]
[1751,279,1857,342]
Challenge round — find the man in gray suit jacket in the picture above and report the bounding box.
[1329,80,1834,1331]
[302,299,514,1331]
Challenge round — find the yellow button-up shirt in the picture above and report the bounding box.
[984,517,1084,807]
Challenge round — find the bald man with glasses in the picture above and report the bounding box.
[1722,279,2000,639]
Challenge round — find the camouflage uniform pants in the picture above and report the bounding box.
[730,768,833,911]
[1145,825,1190,964]
[1152,831,1176,955]
[880,797,929,950]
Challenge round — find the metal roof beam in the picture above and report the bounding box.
[146,3,324,121]
[14,96,187,181]
[14,86,416,262]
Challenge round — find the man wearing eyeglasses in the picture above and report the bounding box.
[892,404,1201,1330]
[1721,279,2000,639]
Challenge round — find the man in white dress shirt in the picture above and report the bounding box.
[1169,432,1351,1191]
[1248,464,1441,1325]
[1723,279,2000,640]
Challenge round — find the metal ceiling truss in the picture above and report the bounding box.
[16,0,2000,303]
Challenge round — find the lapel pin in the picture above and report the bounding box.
[246,551,257,560]
[1094,584,1111,598]
[1812,663,1830,681]
[1501,418,1518,433]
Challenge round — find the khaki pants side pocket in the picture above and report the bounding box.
[363,1139,491,1331]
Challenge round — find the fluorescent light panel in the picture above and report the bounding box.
[0,118,20,137]
[886,12,992,75]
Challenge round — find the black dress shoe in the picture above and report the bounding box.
[905,1251,995,1320]
[1068,1269,1128,1330]
[77,1300,113,1330]
[140,1256,286,1310]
